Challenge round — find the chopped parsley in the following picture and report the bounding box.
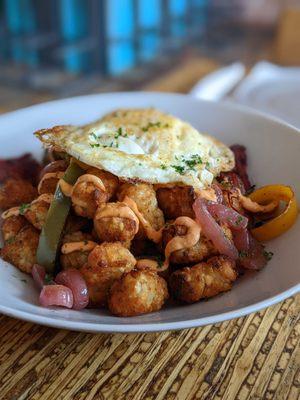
[44,273,54,285]
[170,154,203,175]
[171,165,185,175]
[90,127,127,149]
[263,251,274,261]
[90,141,118,149]
[115,127,122,138]
[183,155,203,170]
[235,216,244,226]
[106,141,119,148]
[160,164,167,170]
[114,127,128,138]
[19,203,30,215]
[141,121,169,132]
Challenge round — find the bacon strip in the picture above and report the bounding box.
[230,145,252,191]
[0,153,41,184]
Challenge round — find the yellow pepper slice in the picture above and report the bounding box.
[249,185,298,242]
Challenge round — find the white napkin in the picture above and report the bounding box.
[190,61,300,128]
[189,62,245,101]
[232,61,300,127]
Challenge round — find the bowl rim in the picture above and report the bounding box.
[2,90,300,133]
[0,91,299,333]
[0,283,299,333]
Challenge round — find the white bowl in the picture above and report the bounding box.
[0,92,299,333]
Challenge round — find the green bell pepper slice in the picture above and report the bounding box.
[36,160,84,273]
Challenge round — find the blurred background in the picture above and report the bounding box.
[0,0,300,112]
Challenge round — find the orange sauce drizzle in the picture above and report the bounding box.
[95,202,139,234]
[163,216,201,269]
[195,188,217,202]
[122,196,162,243]
[1,207,20,219]
[59,174,106,209]
[1,194,54,220]
[238,190,278,213]
[59,180,73,197]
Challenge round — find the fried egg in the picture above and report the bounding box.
[35,108,234,189]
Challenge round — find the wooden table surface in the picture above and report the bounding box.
[0,57,299,400]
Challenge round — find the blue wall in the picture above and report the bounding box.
[3,0,208,75]
[107,0,135,75]
[5,0,37,65]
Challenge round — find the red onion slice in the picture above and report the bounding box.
[212,183,224,204]
[232,228,267,270]
[39,285,73,308]
[232,228,250,251]
[193,198,238,260]
[239,235,267,270]
[55,269,89,310]
[31,264,46,289]
[207,202,248,230]
[219,171,246,194]
[230,145,251,191]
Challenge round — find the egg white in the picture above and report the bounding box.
[35,108,234,189]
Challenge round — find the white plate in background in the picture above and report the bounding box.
[0,92,299,333]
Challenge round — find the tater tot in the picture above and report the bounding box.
[60,231,94,270]
[38,173,62,195]
[24,199,50,230]
[71,177,107,219]
[0,179,37,210]
[93,202,139,245]
[161,222,216,264]
[38,160,67,194]
[169,256,237,303]
[39,160,68,181]
[80,242,136,306]
[118,183,164,239]
[161,222,232,264]
[108,270,168,317]
[87,168,119,199]
[1,225,39,273]
[135,258,161,272]
[71,169,118,219]
[156,186,195,219]
[1,215,29,242]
